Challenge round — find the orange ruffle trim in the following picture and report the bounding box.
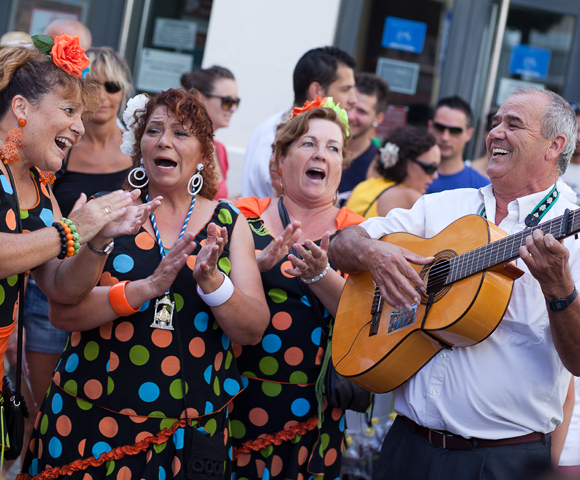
[232,415,318,460]
[17,419,187,480]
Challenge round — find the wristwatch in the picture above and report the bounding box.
[87,239,114,255]
[546,287,577,312]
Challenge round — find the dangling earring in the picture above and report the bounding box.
[333,190,338,206]
[128,158,149,188]
[0,119,25,164]
[39,171,56,186]
[188,163,204,196]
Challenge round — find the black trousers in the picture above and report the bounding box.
[372,415,551,480]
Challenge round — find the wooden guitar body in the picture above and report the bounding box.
[332,215,524,394]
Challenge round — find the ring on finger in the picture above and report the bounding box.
[104,206,112,215]
[301,265,308,272]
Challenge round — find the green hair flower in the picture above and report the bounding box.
[323,97,350,136]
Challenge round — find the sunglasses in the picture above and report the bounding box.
[206,94,241,110]
[103,81,122,94]
[411,157,439,175]
[432,121,464,136]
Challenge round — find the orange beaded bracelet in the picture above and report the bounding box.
[109,280,140,316]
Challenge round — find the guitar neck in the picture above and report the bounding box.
[446,207,580,284]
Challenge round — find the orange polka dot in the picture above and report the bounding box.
[5,209,15,231]
[70,332,81,347]
[180,408,199,419]
[115,322,134,342]
[34,411,41,430]
[315,347,324,365]
[109,352,119,372]
[135,431,152,443]
[256,459,266,478]
[297,474,304,480]
[117,466,131,480]
[280,260,294,278]
[331,408,342,421]
[284,420,298,430]
[284,347,303,366]
[99,271,118,287]
[272,312,292,330]
[271,455,283,476]
[84,379,103,400]
[298,446,309,465]
[324,448,337,466]
[37,438,43,458]
[120,409,148,424]
[236,453,251,467]
[199,239,206,247]
[53,371,61,386]
[29,437,35,453]
[151,329,172,348]
[161,356,180,376]
[172,456,181,476]
[82,473,92,480]
[40,182,50,199]
[223,427,228,445]
[186,255,197,270]
[249,408,268,427]
[56,415,72,436]
[232,343,242,358]
[134,231,155,250]
[100,322,113,340]
[214,352,223,371]
[99,417,119,438]
[146,450,152,462]
[189,337,205,358]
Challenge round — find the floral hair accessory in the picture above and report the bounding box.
[31,33,90,79]
[120,94,149,156]
[379,142,399,168]
[290,95,350,136]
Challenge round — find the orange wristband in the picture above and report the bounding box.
[109,280,140,316]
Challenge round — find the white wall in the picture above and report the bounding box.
[202,0,342,196]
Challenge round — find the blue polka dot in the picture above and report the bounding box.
[300,295,311,307]
[229,204,240,214]
[291,398,311,417]
[263,468,270,480]
[311,327,322,346]
[194,312,209,332]
[106,360,110,373]
[92,441,112,460]
[29,458,38,476]
[39,208,54,227]
[241,377,249,389]
[51,393,63,414]
[221,333,230,350]
[223,378,240,396]
[173,428,184,449]
[262,334,281,353]
[205,401,213,415]
[138,382,160,402]
[113,254,134,273]
[204,365,212,384]
[48,437,62,458]
[138,300,150,312]
[1,176,13,194]
[197,426,209,435]
[339,415,345,432]
[159,466,166,480]
[55,358,62,371]
[229,446,233,461]
[65,353,79,373]
[324,308,330,318]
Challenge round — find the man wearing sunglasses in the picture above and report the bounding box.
[427,96,489,194]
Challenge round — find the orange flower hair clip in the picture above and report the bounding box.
[290,95,328,119]
[290,95,350,135]
[31,33,90,79]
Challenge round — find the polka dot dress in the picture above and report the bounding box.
[231,198,364,480]
[0,168,54,379]
[20,202,244,480]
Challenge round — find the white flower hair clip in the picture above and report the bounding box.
[379,142,399,168]
[120,94,149,157]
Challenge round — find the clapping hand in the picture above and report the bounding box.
[257,220,302,272]
[193,223,228,289]
[286,231,331,280]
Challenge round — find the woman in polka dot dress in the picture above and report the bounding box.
[19,89,269,480]
[233,105,365,479]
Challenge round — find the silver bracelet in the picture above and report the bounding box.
[301,262,330,284]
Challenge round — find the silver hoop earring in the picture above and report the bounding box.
[187,163,204,196]
[128,158,149,188]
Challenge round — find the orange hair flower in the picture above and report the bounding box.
[49,33,90,78]
[290,95,328,120]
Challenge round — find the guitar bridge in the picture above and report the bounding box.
[369,284,383,336]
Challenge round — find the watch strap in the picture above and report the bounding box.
[546,287,577,312]
[87,239,114,255]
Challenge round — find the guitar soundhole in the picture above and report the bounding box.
[419,249,456,303]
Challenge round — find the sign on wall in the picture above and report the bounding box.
[381,17,427,54]
[508,45,551,80]
[376,58,420,95]
[136,48,194,93]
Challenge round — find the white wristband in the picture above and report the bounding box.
[197,272,234,307]
[301,262,331,284]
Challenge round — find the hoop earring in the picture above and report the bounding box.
[333,190,338,206]
[0,120,25,164]
[128,158,149,188]
[187,163,204,196]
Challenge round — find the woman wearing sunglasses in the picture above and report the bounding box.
[346,126,440,218]
[181,66,240,200]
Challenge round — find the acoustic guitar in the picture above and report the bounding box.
[332,209,580,394]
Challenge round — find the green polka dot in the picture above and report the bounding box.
[169,379,188,399]
[230,420,246,439]
[174,293,184,312]
[289,371,308,384]
[261,381,282,397]
[84,341,99,361]
[129,345,150,366]
[218,258,231,275]
[291,434,302,444]
[63,379,77,395]
[204,418,217,435]
[260,445,273,458]
[153,442,166,453]
[45,384,51,398]
[213,376,220,396]
[212,319,219,330]
[242,371,256,378]
[225,351,233,370]
[149,410,165,418]
[6,275,17,287]
[107,377,114,395]
[259,357,279,376]
[268,288,287,303]
[77,398,92,410]
[0,285,5,305]
[319,433,330,456]
[19,210,28,220]
[160,418,177,431]
[40,415,49,435]
[105,460,115,476]
[218,209,232,225]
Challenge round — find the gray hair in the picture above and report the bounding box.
[512,87,577,174]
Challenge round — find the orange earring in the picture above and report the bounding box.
[278,167,283,176]
[1,122,24,164]
[18,118,26,127]
[39,170,56,186]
